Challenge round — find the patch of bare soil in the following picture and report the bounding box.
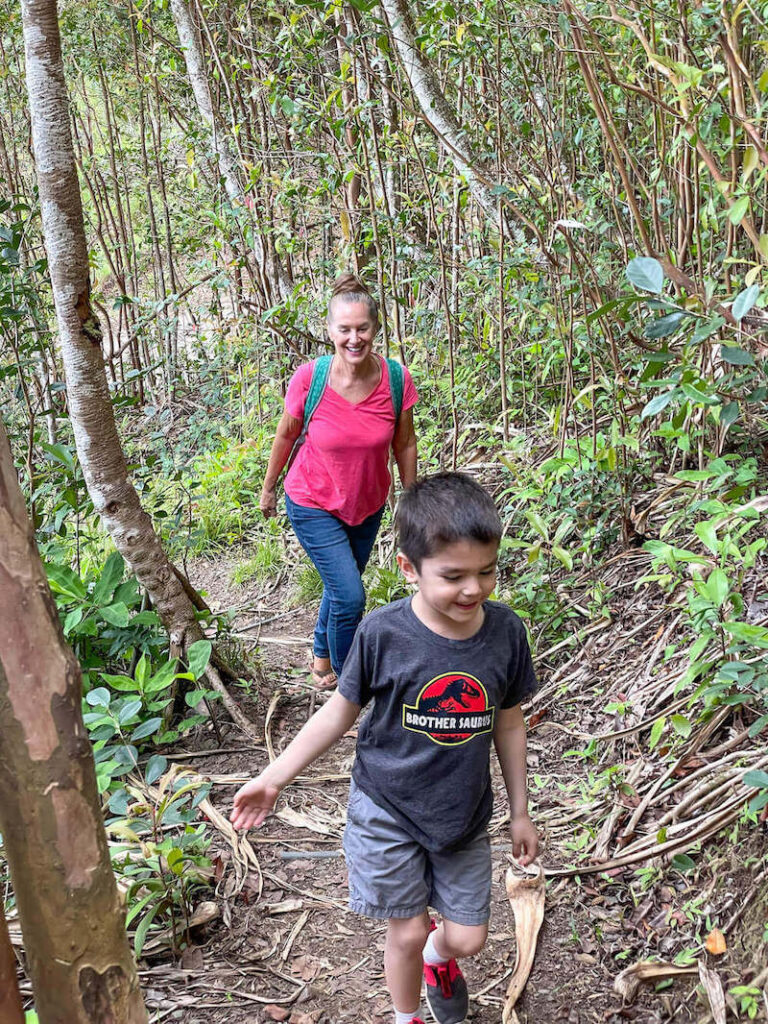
[139,548,767,1024]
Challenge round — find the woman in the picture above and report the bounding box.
[260,274,418,688]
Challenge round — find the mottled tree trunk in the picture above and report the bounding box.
[377,0,500,223]
[168,0,291,303]
[0,902,24,1024]
[20,0,204,654]
[0,417,147,1024]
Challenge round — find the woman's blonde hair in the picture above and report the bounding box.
[328,273,379,325]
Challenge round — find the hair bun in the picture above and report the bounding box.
[332,273,370,298]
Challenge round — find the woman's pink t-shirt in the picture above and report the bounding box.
[283,356,418,526]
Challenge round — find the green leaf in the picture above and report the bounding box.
[671,853,696,873]
[704,568,730,607]
[131,717,163,742]
[724,622,768,647]
[100,602,130,628]
[644,312,687,338]
[670,714,692,738]
[187,639,213,680]
[135,653,150,690]
[185,688,208,708]
[681,382,718,405]
[86,687,111,707]
[649,716,666,749]
[134,901,164,956]
[720,345,754,366]
[694,521,719,555]
[45,562,86,600]
[125,891,157,928]
[64,607,84,634]
[92,552,125,606]
[728,195,750,225]
[721,401,740,427]
[627,257,664,293]
[642,391,675,418]
[743,769,768,788]
[146,754,168,785]
[145,660,178,694]
[117,699,142,725]
[552,545,573,570]
[731,283,760,321]
[100,672,139,693]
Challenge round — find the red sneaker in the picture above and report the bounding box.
[423,922,468,1024]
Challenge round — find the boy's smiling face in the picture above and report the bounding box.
[398,538,499,639]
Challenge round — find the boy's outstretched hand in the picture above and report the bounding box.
[231,776,282,830]
[509,813,539,866]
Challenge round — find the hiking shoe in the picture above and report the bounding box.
[424,957,468,1024]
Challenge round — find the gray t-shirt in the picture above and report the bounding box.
[338,597,537,853]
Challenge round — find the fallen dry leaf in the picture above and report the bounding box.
[614,960,698,1003]
[264,1006,290,1022]
[502,861,545,1024]
[698,961,726,1024]
[704,928,727,955]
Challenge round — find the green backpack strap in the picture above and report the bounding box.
[303,354,333,426]
[386,357,404,421]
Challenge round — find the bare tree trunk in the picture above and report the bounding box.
[377,0,500,224]
[168,0,291,303]
[0,417,147,1024]
[0,901,24,1024]
[20,0,205,654]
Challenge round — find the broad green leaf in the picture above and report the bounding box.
[724,621,768,647]
[185,689,208,708]
[671,853,696,873]
[670,714,692,738]
[642,391,674,418]
[45,562,86,600]
[728,195,750,225]
[100,672,139,693]
[743,769,768,788]
[125,891,157,928]
[131,717,162,742]
[681,382,718,405]
[721,401,740,427]
[627,257,664,293]
[644,311,687,338]
[117,699,142,725]
[188,639,213,681]
[64,607,84,634]
[694,521,719,555]
[720,345,754,366]
[704,568,730,607]
[100,602,130,628]
[135,653,150,690]
[86,687,111,707]
[145,660,178,694]
[742,144,759,181]
[92,552,125,606]
[552,545,573,570]
[649,716,666,749]
[146,754,168,785]
[731,283,760,321]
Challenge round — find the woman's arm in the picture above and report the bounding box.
[260,409,303,516]
[231,691,361,829]
[392,407,417,489]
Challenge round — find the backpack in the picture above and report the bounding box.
[287,355,404,470]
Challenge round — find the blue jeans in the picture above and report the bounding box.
[285,494,385,674]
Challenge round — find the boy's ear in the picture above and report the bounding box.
[396,550,419,584]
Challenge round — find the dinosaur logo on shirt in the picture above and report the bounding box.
[402,672,495,746]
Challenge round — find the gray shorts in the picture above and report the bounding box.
[342,780,491,926]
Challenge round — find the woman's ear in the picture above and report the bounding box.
[396,551,419,584]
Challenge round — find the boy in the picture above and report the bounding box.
[231,473,539,1024]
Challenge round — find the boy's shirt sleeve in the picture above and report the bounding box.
[337,623,374,707]
[501,618,538,709]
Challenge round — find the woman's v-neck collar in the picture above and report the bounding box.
[327,354,384,407]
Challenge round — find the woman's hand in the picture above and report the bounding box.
[260,485,278,518]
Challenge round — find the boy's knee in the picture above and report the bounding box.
[387,916,431,956]
[442,921,488,959]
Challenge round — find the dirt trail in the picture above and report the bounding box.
[139,549,765,1024]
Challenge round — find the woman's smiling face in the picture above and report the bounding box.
[328,300,378,368]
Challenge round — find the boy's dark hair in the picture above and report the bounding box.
[396,472,502,569]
